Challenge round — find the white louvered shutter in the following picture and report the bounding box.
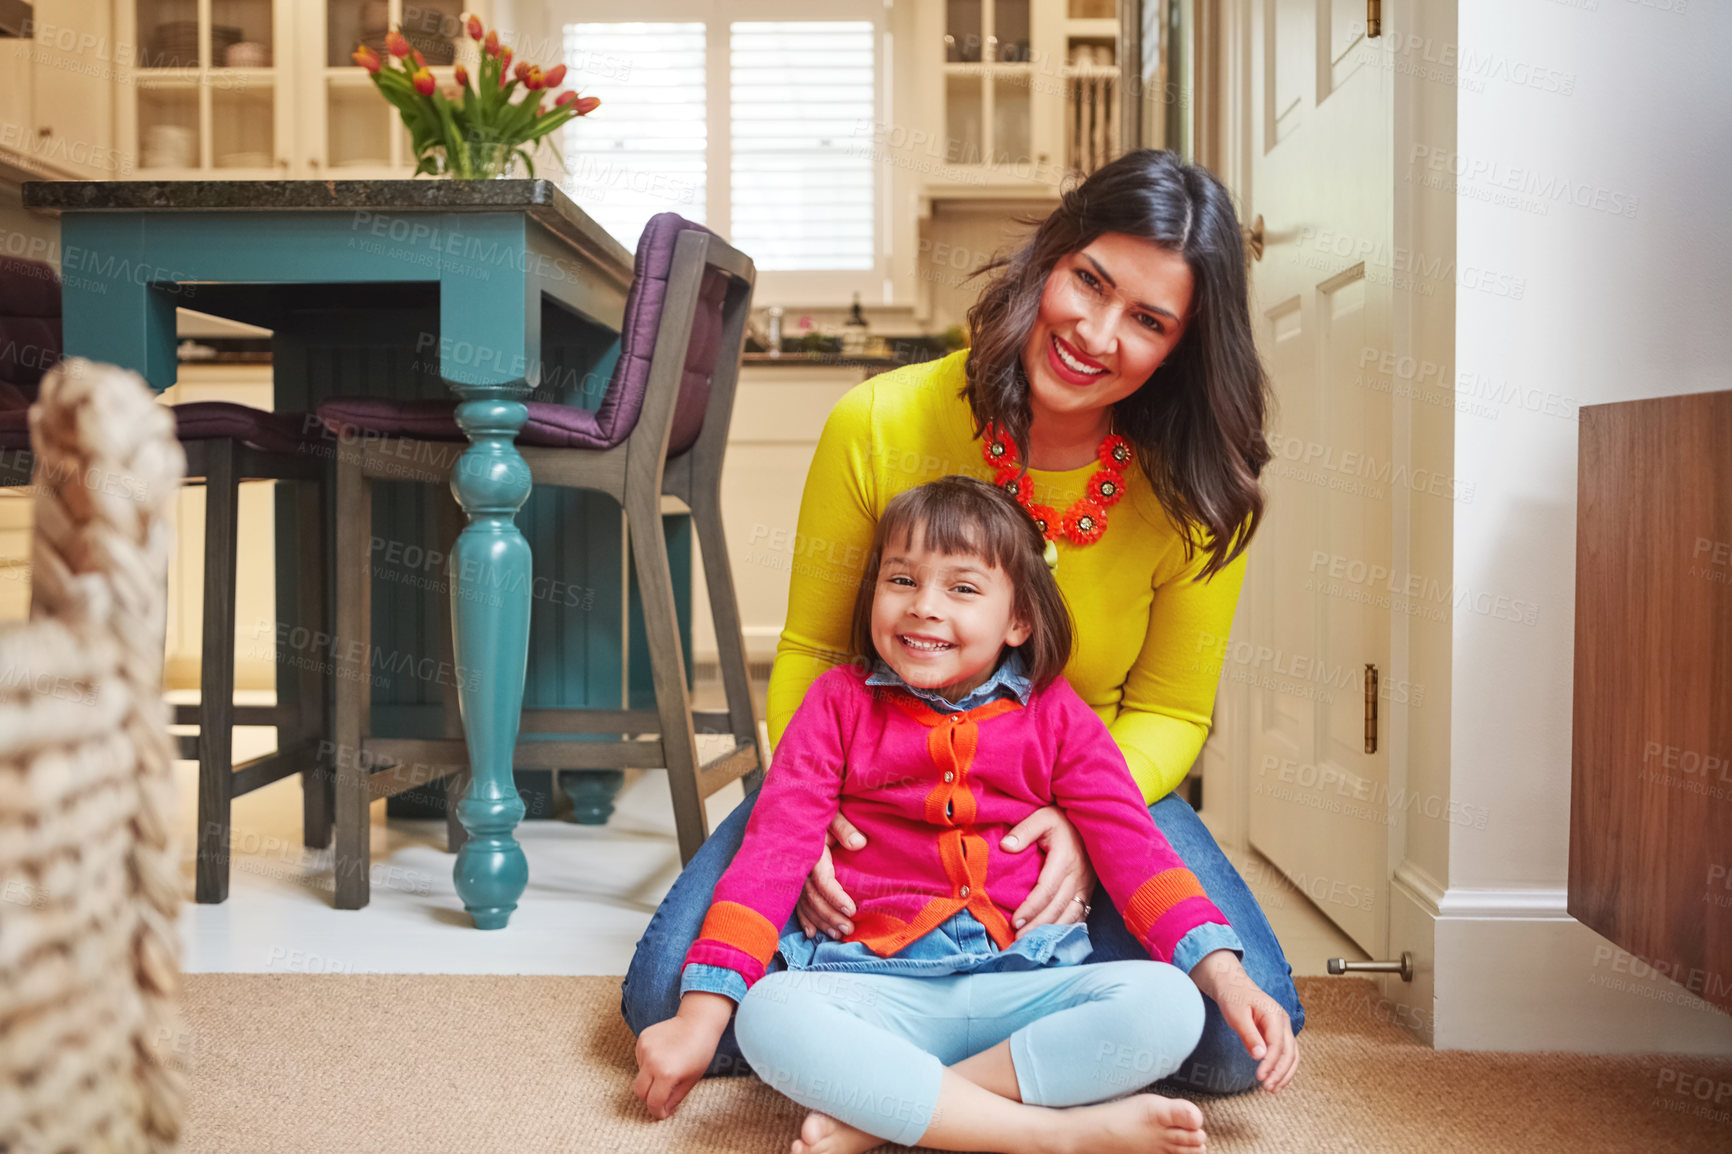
[562,23,708,251]
[729,21,875,271]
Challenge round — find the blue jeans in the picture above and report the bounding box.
[734,961,1205,1147]
[620,787,1306,1096]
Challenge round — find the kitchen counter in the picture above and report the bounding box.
[742,352,910,371]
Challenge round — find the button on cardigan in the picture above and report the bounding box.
[681,662,1236,995]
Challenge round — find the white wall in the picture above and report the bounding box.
[1436,0,1732,1051]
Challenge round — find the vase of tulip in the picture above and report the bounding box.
[352,13,601,179]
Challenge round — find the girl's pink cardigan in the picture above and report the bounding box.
[684,663,1233,989]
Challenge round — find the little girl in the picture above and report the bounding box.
[633,476,1292,1154]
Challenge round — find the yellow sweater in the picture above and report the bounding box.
[766,349,1249,805]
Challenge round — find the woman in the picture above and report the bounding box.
[622,148,1301,1097]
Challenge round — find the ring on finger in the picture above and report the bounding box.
[1071,894,1092,916]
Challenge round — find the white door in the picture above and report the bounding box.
[1237,0,1394,955]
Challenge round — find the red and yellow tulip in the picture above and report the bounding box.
[353,18,600,179]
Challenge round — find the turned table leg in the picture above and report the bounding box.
[447,396,532,929]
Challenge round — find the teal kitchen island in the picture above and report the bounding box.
[22,179,695,929]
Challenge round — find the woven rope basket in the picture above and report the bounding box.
[0,359,187,1153]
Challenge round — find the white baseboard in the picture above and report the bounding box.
[1392,862,1732,1053]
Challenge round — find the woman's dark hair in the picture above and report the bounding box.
[849,476,1074,690]
[962,148,1271,581]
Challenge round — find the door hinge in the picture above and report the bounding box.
[1364,663,1378,754]
[1367,0,1382,39]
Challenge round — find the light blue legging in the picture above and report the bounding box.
[732,960,1206,1148]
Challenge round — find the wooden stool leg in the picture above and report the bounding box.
[625,485,708,864]
[299,466,334,850]
[196,442,240,903]
[691,491,763,794]
[333,450,372,909]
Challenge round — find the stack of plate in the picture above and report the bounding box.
[142,124,196,169]
[146,21,199,68]
[145,21,245,67]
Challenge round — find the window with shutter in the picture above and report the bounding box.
[728,21,876,271]
[562,22,708,252]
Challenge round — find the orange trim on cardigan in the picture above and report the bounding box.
[1123,867,1210,943]
[697,900,781,964]
[846,833,1014,955]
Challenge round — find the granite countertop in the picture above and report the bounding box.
[741,352,910,370]
[20,179,635,283]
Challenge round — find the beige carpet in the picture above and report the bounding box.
[175,974,1732,1153]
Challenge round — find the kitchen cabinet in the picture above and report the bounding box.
[119,0,292,176]
[913,0,1122,197]
[0,34,32,162]
[21,0,118,179]
[297,0,481,178]
[114,0,489,178]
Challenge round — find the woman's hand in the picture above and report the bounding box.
[998,806,1098,940]
[632,992,733,1119]
[1189,949,1299,1093]
[797,811,867,940]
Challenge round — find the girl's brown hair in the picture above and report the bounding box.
[962,148,1272,581]
[849,476,1074,689]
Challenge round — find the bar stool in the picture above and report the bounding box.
[313,213,762,906]
[171,404,339,902]
[0,254,342,903]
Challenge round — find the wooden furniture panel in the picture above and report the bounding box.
[1569,388,1732,1017]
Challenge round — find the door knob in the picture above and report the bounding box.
[1327,951,1413,981]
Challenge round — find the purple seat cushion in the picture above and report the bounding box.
[0,407,26,452]
[0,380,28,411]
[0,257,62,318]
[0,316,62,391]
[173,402,319,455]
[316,396,626,450]
[2,402,315,456]
[315,212,732,457]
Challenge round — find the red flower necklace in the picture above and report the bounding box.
[981,420,1133,547]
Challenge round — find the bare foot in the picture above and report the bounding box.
[1049,1093,1207,1154]
[790,1109,884,1154]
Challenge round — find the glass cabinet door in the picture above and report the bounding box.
[942,0,1032,170]
[133,0,280,173]
[318,0,474,175]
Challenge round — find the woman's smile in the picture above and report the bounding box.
[1047,333,1109,385]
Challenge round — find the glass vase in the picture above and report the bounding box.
[435,139,526,180]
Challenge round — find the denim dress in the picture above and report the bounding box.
[681,650,1241,1005]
